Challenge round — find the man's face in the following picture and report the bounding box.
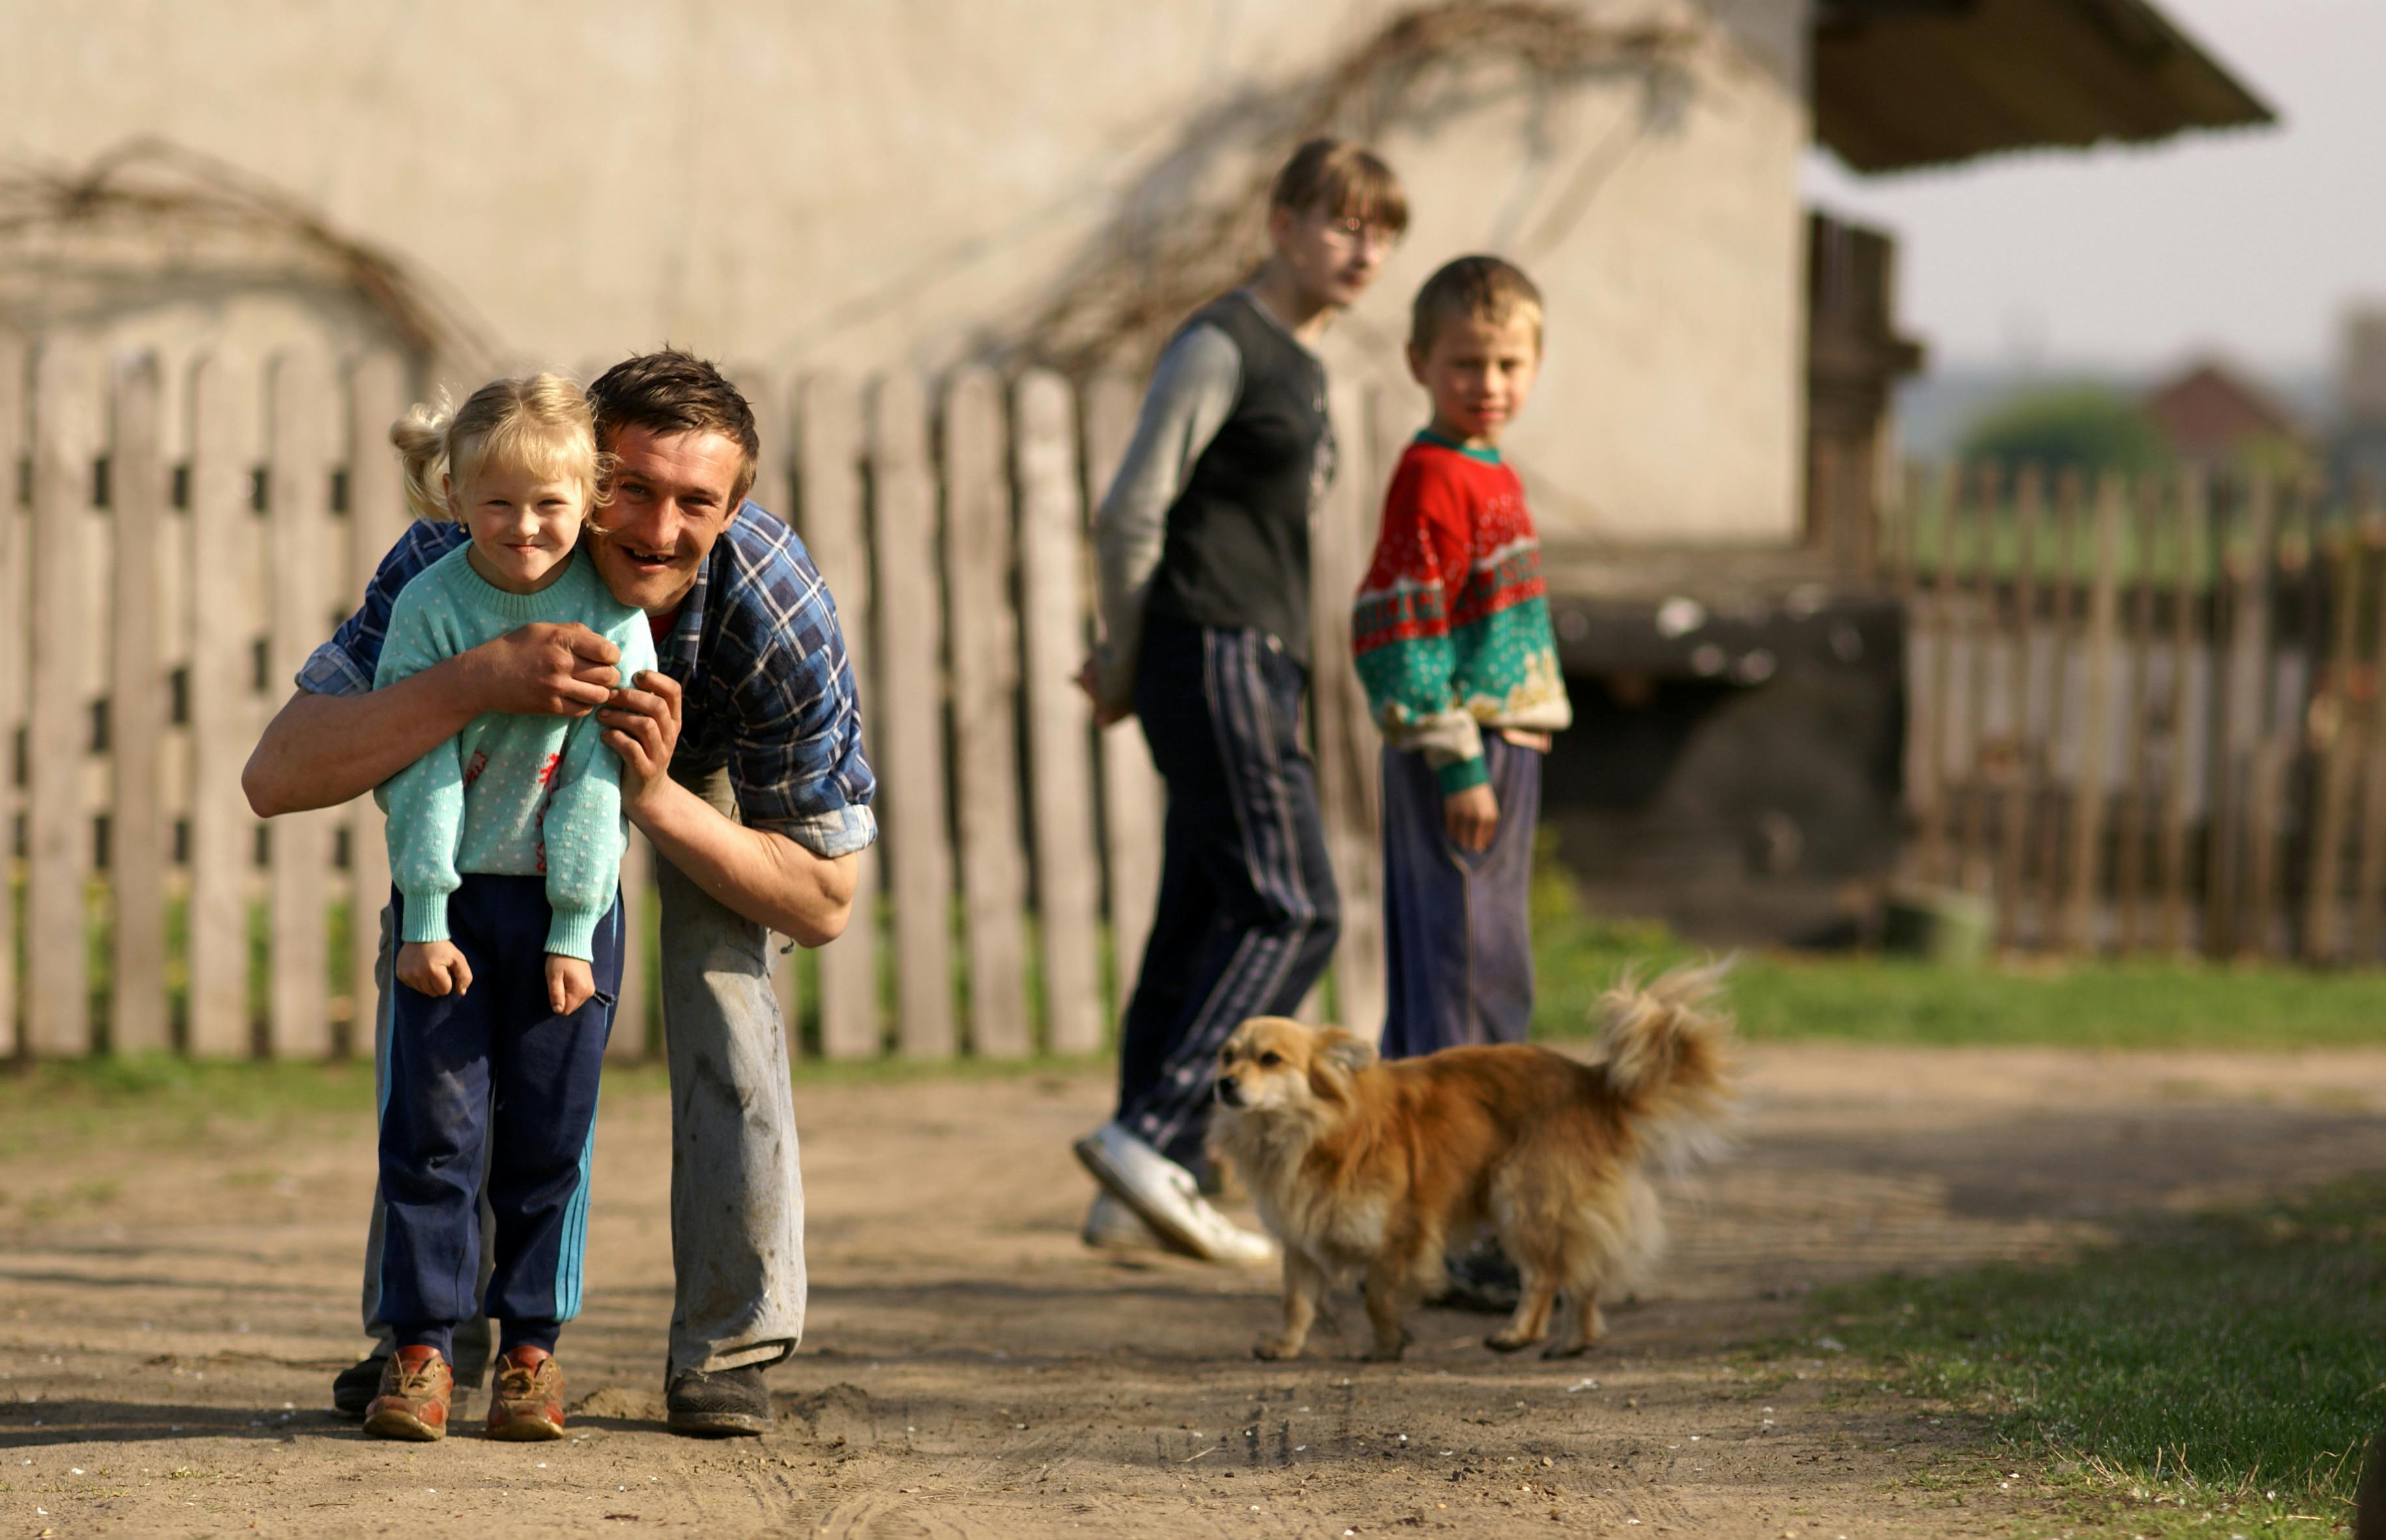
[590,425,747,615]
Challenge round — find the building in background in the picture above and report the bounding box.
[0,0,2270,941]
[2143,358,2312,478]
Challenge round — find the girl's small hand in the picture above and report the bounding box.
[397,940,472,998]
[1443,782,1499,853]
[546,954,596,1016]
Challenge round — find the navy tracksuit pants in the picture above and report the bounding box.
[377,876,619,1360]
[1115,617,1340,1169]
[1377,734,1542,1059]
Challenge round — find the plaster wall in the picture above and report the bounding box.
[3,0,1811,544]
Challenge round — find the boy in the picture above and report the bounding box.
[1353,255,1571,1059]
[1069,139,1406,1263]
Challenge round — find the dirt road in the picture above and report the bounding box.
[5,1043,2385,1538]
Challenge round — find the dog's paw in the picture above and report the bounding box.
[1540,1341,1592,1360]
[1358,1344,1407,1363]
[1253,1338,1303,1361]
[1483,1330,1540,1354]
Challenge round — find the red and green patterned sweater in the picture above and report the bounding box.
[1352,433,1571,793]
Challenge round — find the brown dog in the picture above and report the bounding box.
[1206,963,1736,1361]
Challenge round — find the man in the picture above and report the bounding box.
[244,350,873,1437]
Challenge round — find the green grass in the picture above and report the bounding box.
[1809,1178,2386,1537]
[1527,853,2386,1050]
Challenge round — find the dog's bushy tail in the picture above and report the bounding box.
[1595,959,1738,1169]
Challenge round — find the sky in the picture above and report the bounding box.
[1800,0,2383,384]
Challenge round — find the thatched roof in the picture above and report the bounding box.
[1815,0,2273,173]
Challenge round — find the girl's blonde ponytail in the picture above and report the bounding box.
[390,396,457,522]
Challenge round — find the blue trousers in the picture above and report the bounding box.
[377,876,619,1360]
[1115,618,1340,1167]
[1379,735,1541,1059]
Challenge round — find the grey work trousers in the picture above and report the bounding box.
[359,766,808,1380]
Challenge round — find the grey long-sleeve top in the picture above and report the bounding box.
[1088,321,1241,708]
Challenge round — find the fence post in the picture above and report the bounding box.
[0,332,22,1059]
[2353,506,2386,960]
[1917,464,1960,885]
[868,373,958,1060]
[798,373,881,1059]
[2206,472,2275,956]
[2061,472,2124,951]
[943,367,1031,1057]
[109,354,171,1054]
[186,354,259,1058]
[265,352,337,1059]
[1015,370,1104,1055]
[1080,371,1164,1011]
[28,339,98,1057]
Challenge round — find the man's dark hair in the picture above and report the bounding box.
[586,349,761,507]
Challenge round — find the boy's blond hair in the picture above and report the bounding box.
[1409,255,1544,356]
[1271,137,1410,237]
[390,373,609,523]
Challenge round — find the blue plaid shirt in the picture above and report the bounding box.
[300,508,878,858]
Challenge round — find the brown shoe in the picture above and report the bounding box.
[363,1345,453,1442]
[484,1345,566,1441]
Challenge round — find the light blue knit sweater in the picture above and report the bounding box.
[372,543,658,960]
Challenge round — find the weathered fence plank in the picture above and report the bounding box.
[1015,370,1103,1055]
[728,362,803,1050]
[0,332,23,1058]
[1993,468,2041,948]
[346,353,408,1051]
[28,340,98,1057]
[943,367,1031,1057]
[2033,474,2082,937]
[2155,471,2204,953]
[2353,515,2386,960]
[109,354,170,1053]
[186,354,259,1058]
[2301,530,2364,961]
[868,373,958,1061]
[2206,474,2275,955]
[1956,476,1995,890]
[1917,464,1959,885]
[2113,479,2161,953]
[2060,474,2124,950]
[1081,371,1163,1009]
[798,374,881,1059]
[266,352,337,1058]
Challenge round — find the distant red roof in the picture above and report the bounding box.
[2143,361,2307,464]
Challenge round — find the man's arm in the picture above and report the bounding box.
[599,671,859,944]
[244,624,625,817]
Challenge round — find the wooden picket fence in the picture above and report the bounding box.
[1888,463,2386,961]
[0,336,1394,1061]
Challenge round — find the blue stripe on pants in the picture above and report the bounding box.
[377,875,617,1348]
[1378,735,1541,1059]
[1115,617,1340,1168]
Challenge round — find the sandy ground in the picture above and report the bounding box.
[5,1042,2386,1539]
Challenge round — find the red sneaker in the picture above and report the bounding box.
[485,1345,567,1441]
[363,1345,453,1442]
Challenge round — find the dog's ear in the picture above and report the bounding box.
[1305,1026,1377,1102]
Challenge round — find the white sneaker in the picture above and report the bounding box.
[1072,1122,1277,1267]
[1082,1191,1161,1252]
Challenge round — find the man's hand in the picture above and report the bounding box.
[462,623,622,718]
[545,954,596,1016]
[397,939,472,997]
[1443,783,1499,853]
[598,670,683,818]
[1075,656,1133,728]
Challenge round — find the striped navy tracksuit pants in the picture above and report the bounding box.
[1115,616,1340,1169]
[377,875,619,1361]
